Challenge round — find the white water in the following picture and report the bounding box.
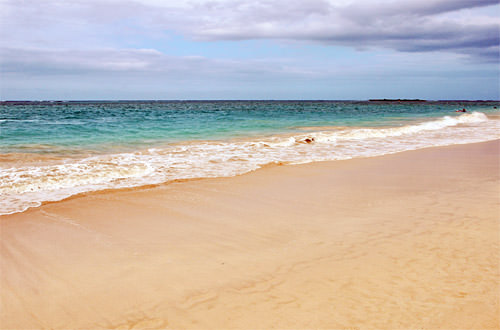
[1,112,498,215]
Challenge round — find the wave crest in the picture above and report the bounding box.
[1,112,497,215]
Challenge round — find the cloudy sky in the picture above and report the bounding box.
[0,0,498,100]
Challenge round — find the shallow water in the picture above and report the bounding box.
[1,100,499,214]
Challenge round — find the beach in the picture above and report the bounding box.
[3,0,500,327]
[1,139,498,329]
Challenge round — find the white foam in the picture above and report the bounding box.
[0,119,41,123]
[1,112,498,215]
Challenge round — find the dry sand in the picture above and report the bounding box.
[1,140,499,329]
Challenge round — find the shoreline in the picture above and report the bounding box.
[1,140,499,328]
[3,134,499,217]
[2,107,498,217]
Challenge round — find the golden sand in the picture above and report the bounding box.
[1,140,499,329]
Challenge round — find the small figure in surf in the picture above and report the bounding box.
[455,108,467,113]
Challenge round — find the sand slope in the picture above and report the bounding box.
[1,141,499,329]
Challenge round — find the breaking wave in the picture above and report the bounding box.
[1,111,498,215]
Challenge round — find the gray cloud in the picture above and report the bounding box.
[1,0,498,63]
[0,47,328,81]
[174,0,499,62]
[390,0,497,16]
[337,0,498,19]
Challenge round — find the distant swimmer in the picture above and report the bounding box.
[455,108,467,112]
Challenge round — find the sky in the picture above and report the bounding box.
[0,0,499,100]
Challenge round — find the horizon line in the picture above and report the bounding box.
[2,99,500,103]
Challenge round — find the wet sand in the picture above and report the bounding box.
[1,140,499,329]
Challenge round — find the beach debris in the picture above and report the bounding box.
[304,138,315,144]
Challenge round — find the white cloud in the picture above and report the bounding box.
[0,0,498,61]
[0,46,328,79]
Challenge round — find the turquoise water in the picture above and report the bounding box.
[1,100,499,215]
[2,101,497,154]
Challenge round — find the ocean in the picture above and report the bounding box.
[1,100,499,215]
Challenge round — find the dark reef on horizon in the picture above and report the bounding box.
[368,99,427,103]
[1,99,499,106]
